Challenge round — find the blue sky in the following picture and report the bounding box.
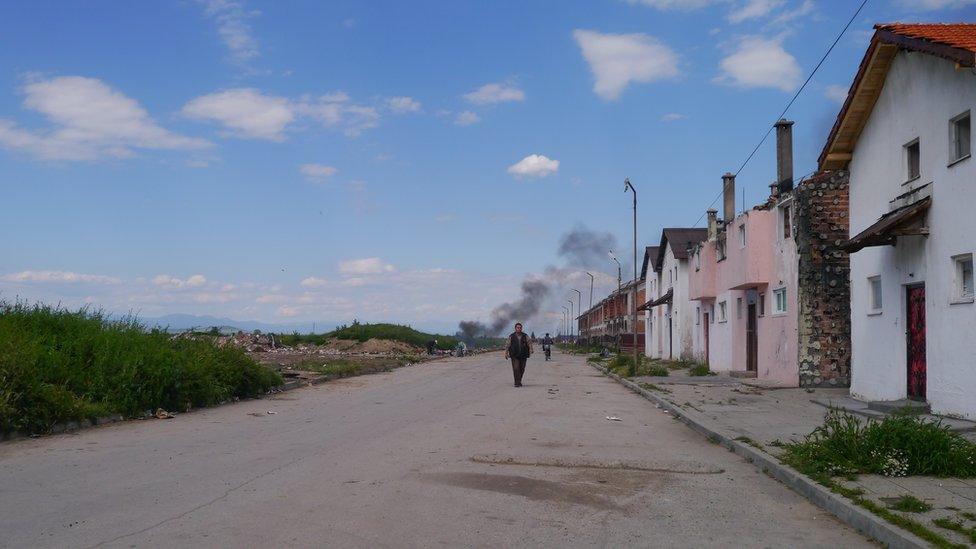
[1,0,973,333]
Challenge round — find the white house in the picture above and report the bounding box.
[641,228,707,360]
[822,23,976,419]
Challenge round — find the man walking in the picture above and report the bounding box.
[505,322,532,387]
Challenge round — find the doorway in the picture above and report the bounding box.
[703,312,710,365]
[906,285,927,400]
[746,303,758,372]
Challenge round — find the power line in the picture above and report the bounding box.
[690,0,870,229]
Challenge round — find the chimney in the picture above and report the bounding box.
[775,119,794,194]
[768,182,779,200]
[722,172,736,225]
[706,209,718,240]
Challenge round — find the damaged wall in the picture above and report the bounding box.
[793,170,851,387]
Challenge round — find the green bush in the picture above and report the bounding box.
[0,303,282,434]
[687,363,715,376]
[279,322,464,350]
[643,364,670,377]
[782,411,976,478]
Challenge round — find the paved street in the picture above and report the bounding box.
[0,350,872,548]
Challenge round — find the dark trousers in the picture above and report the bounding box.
[511,357,527,385]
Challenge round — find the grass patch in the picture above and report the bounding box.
[277,321,503,351]
[933,518,976,544]
[887,495,933,513]
[0,302,282,435]
[734,436,765,451]
[686,363,715,376]
[637,362,670,377]
[299,359,367,378]
[586,355,606,364]
[607,354,638,377]
[781,411,976,478]
[639,382,672,394]
[960,511,976,521]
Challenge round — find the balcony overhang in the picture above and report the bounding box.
[638,288,672,311]
[843,196,931,253]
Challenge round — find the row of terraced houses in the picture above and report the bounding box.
[577,23,976,420]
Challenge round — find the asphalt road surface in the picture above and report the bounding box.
[0,350,872,548]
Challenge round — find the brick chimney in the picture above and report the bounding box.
[722,172,736,225]
[707,209,718,240]
[776,119,794,194]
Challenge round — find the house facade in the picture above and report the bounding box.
[822,24,976,418]
[642,228,707,360]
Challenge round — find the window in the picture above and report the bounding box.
[953,254,974,303]
[736,297,743,319]
[868,276,882,313]
[738,224,747,248]
[695,249,701,271]
[716,239,726,261]
[950,111,971,164]
[773,288,787,314]
[718,301,727,322]
[905,139,920,181]
[696,306,701,325]
[758,293,766,317]
[781,204,791,239]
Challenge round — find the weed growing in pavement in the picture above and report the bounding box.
[686,363,716,377]
[960,511,976,521]
[638,363,670,377]
[933,518,976,543]
[781,411,976,478]
[0,302,282,435]
[887,495,933,513]
[734,436,765,451]
[638,383,672,394]
[586,355,606,364]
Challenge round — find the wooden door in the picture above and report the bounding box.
[703,313,710,365]
[906,285,927,400]
[746,303,758,372]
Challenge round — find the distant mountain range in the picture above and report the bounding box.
[136,314,338,334]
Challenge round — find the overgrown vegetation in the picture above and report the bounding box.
[639,382,672,394]
[686,363,715,376]
[0,303,282,435]
[933,518,976,544]
[887,495,932,513]
[781,411,976,478]
[275,321,490,350]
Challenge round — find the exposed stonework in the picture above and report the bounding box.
[792,170,851,387]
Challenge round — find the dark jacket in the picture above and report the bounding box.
[506,332,531,359]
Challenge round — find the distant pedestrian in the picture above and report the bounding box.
[505,322,532,387]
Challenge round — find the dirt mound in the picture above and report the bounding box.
[353,338,421,354]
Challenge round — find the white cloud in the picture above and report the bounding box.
[338,257,396,275]
[463,83,525,105]
[825,84,848,104]
[152,274,207,289]
[508,154,559,179]
[454,111,480,126]
[300,163,338,182]
[573,30,679,100]
[625,0,719,8]
[716,36,800,92]
[386,96,421,113]
[183,88,383,140]
[771,0,815,24]
[0,76,210,161]
[0,270,122,284]
[198,0,259,67]
[661,112,687,122]
[277,305,300,317]
[728,0,784,23]
[300,276,329,287]
[182,88,294,141]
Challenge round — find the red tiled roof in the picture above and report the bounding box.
[876,23,976,54]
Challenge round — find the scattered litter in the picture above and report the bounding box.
[606,416,622,422]
[154,408,176,419]
[267,410,278,415]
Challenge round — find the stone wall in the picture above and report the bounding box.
[792,170,851,387]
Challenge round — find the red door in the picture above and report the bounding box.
[906,285,926,400]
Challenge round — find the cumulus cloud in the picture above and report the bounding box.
[0,270,122,284]
[182,88,385,140]
[386,96,421,113]
[454,111,481,126]
[152,274,208,289]
[661,112,687,122]
[300,276,329,287]
[463,83,525,105]
[338,257,396,275]
[508,154,559,179]
[573,30,679,100]
[0,76,210,161]
[825,84,848,104]
[198,0,260,67]
[715,36,800,92]
[728,0,784,23]
[300,163,338,182]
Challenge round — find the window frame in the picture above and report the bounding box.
[780,202,792,240]
[718,300,727,323]
[904,138,920,183]
[773,287,787,316]
[758,292,765,317]
[951,253,975,305]
[949,110,971,166]
[736,297,743,319]
[867,275,883,315]
[738,224,747,248]
[696,306,701,326]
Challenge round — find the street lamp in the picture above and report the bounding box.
[624,178,638,376]
[561,306,569,342]
[567,299,574,341]
[571,288,582,343]
[608,250,622,350]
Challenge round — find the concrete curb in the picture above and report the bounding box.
[590,361,928,549]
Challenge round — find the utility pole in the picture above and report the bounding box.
[625,179,638,376]
[562,306,569,342]
[608,250,622,351]
[585,272,595,346]
[571,288,581,344]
